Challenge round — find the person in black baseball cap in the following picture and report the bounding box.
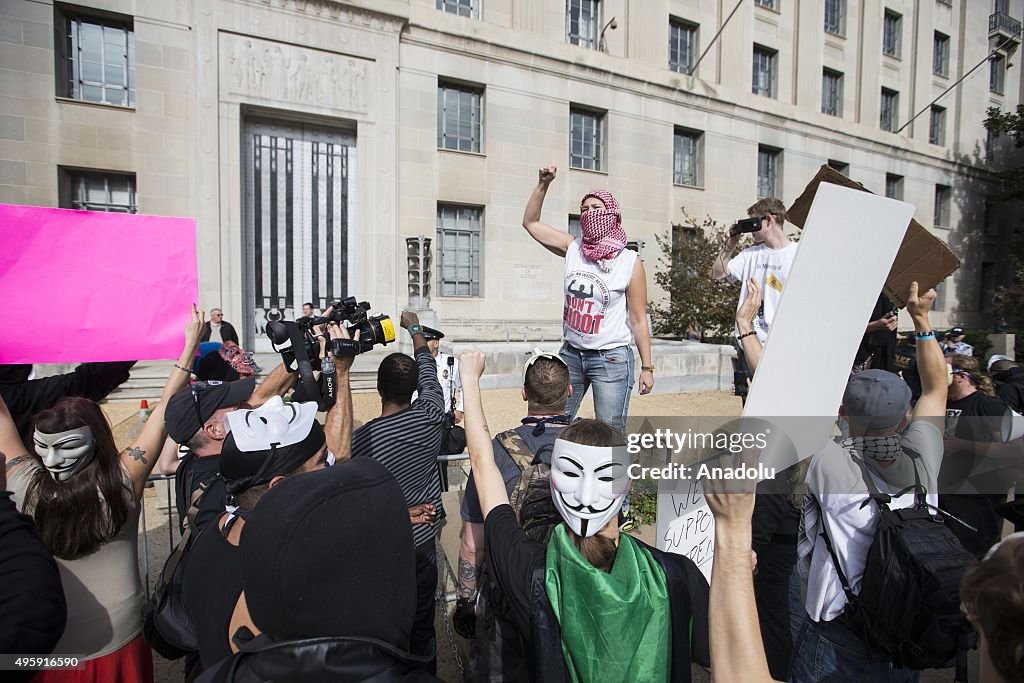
[163,377,257,534]
[194,457,440,682]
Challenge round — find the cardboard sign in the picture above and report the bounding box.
[787,165,960,307]
[0,204,198,364]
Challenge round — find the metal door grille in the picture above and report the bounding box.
[244,119,355,350]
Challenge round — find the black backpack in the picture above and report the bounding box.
[817,456,976,681]
[143,483,207,659]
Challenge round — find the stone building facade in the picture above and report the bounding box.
[1,0,1021,348]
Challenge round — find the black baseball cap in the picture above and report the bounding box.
[420,326,444,341]
[948,327,965,337]
[164,376,256,444]
[220,420,326,495]
[240,458,417,647]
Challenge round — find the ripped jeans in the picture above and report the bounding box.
[559,342,634,436]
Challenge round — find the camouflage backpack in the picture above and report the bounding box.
[500,428,563,544]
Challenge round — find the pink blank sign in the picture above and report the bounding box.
[0,204,197,364]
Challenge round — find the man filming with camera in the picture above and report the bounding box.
[708,197,797,394]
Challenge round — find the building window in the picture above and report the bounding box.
[824,0,845,35]
[568,215,581,239]
[822,69,843,116]
[757,146,781,199]
[752,45,777,98]
[882,10,901,58]
[933,32,950,76]
[569,107,604,171]
[673,128,702,187]
[437,82,483,153]
[57,9,135,107]
[669,18,698,74]
[566,0,600,49]
[929,106,946,145]
[437,204,482,297]
[990,55,1006,94]
[436,0,479,18]
[995,0,1009,14]
[934,185,950,227]
[60,169,137,212]
[885,173,903,200]
[828,159,849,174]
[880,88,899,132]
[986,128,997,160]
[754,0,777,9]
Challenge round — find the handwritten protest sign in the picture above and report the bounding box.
[656,474,716,583]
[0,204,197,364]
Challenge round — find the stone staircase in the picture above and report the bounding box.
[105,353,382,402]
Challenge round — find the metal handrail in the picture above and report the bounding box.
[990,12,1022,37]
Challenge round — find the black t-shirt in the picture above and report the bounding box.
[175,451,226,534]
[945,392,1009,442]
[483,505,545,634]
[183,521,242,669]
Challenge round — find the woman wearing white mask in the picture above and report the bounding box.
[0,306,204,683]
[459,350,709,683]
[522,165,654,436]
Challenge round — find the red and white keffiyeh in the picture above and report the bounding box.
[579,190,628,272]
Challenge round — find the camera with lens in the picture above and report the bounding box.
[729,216,765,237]
[265,297,396,410]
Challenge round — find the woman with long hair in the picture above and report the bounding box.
[459,350,709,682]
[0,306,204,682]
[522,165,654,436]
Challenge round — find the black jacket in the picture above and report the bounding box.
[201,321,240,345]
[0,492,67,683]
[195,633,441,683]
[0,361,135,446]
[469,539,711,683]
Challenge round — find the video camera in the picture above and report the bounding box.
[729,216,765,237]
[266,297,396,410]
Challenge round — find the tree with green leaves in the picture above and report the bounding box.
[649,211,740,342]
[984,104,1024,202]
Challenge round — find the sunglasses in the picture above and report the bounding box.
[524,352,568,376]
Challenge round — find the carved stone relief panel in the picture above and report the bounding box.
[220,33,369,113]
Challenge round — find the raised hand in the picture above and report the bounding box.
[538,165,557,186]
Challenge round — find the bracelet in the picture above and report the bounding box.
[737,331,757,340]
[914,330,935,338]
[641,365,655,373]
[407,323,423,337]
[173,363,192,374]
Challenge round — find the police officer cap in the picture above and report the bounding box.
[421,326,444,341]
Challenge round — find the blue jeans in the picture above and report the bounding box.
[790,618,919,683]
[560,342,634,436]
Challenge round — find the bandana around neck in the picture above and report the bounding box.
[579,191,627,272]
[544,525,671,683]
[841,435,903,463]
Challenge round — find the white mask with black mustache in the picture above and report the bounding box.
[549,439,630,538]
[34,426,96,481]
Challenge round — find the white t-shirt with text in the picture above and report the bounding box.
[727,242,798,344]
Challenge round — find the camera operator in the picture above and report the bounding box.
[350,310,446,674]
[708,198,797,395]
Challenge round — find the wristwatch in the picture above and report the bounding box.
[641,365,655,373]
[407,323,423,337]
